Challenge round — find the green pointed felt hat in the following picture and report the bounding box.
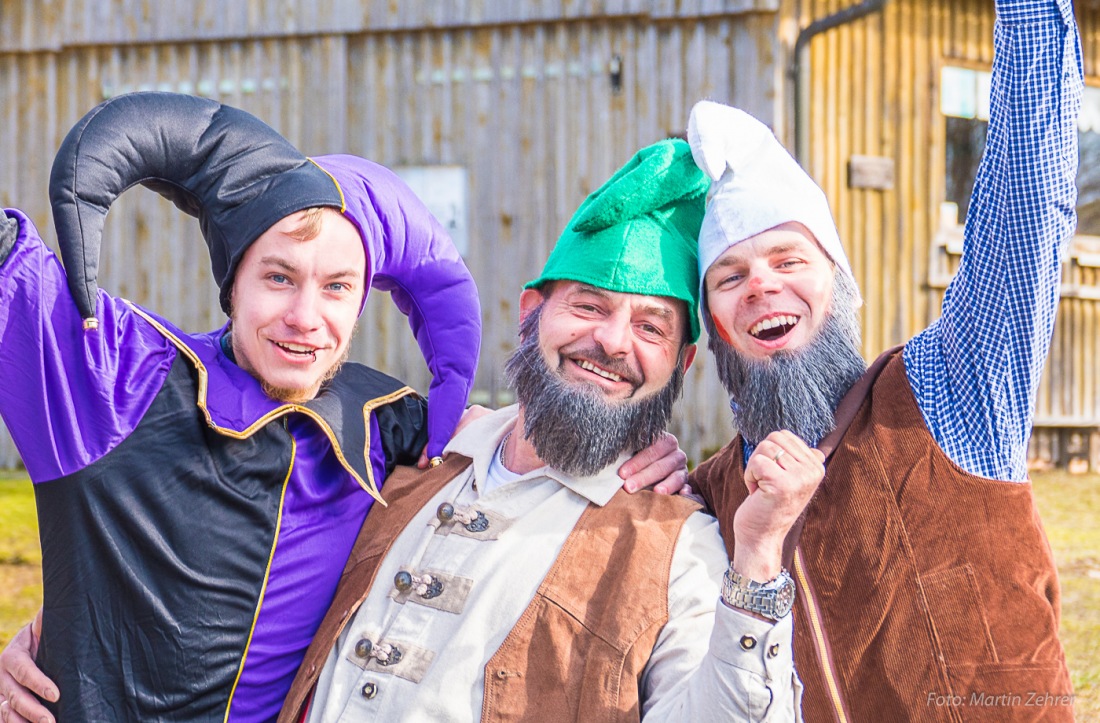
[525,138,708,342]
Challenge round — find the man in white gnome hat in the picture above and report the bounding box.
[686,0,1078,720]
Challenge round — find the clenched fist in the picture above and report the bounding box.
[732,430,825,581]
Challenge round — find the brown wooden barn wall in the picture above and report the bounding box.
[0,2,781,469]
[1,0,1097,471]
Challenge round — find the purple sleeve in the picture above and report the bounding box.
[313,155,482,460]
[370,414,388,495]
[0,208,176,481]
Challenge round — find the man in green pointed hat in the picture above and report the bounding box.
[276,138,813,722]
[510,137,705,477]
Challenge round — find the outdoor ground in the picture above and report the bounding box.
[0,469,1097,717]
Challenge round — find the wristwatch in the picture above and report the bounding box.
[721,565,796,621]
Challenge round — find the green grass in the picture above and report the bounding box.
[1031,470,1100,719]
[0,470,1097,717]
[0,473,41,648]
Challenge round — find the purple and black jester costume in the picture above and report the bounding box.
[0,93,480,721]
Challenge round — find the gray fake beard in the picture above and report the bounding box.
[504,306,685,477]
[707,270,867,446]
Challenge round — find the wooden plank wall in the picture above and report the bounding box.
[3,0,1097,472]
[0,2,781,470]
[0,0,780,50]
[794,0,1100,470]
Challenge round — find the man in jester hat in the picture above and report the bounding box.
[277,138,813,722]
[0,91,483,721]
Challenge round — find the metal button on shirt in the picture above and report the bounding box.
[361,681,379,700]
[306,407,731,722]
[395,571,413,592]
[394,570,446,599]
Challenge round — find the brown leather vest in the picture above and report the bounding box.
[690,351,1072,723]
[279,455,700,722]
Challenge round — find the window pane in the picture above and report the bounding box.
[945,116,987,224]
[1078,130,1100,234]
[942,67,1100,235]
[942,66,977,119]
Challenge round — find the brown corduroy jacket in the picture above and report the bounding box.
[278,455,700,723]
[690,351,1072,722]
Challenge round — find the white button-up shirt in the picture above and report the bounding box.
[307,406,802,722]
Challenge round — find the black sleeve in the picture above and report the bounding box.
[0,211,17,266]
[375,393,429,474]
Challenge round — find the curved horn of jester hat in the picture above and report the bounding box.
[525,138,709,342]
[310,154,481,458]
[49,91,481,458]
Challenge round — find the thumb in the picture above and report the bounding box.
[744,466,760,495]
[31,607,43,654]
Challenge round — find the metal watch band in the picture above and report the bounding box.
[721,567,796,621]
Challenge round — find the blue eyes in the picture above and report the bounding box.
[267,275,351,293]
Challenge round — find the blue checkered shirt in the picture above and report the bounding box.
[904,0,1082,481]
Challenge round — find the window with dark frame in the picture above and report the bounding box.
[941,65,1100,236]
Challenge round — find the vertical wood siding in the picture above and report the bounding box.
[2,0,1097,471]
[796,0,1100,469]
[0,6,780,470]
[0,0,780,50]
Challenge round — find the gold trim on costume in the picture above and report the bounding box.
[308,158,346,213]
[223,436,296,722]
[125,301,416,506]
[360,387,424,505]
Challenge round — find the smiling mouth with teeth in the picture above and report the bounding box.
[276,341,319,360]
[749,315,799,341]
[576,358,625,383]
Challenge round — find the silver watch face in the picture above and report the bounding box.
[773,576,796,618]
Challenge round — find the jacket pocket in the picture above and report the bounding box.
[921,563,998,666]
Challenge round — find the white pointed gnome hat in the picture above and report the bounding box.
[687,100,860,306]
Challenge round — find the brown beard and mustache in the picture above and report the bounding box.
[259,346,350,403]
[504,306,686,477]
[225,328,352,404]
[706,270,867,446]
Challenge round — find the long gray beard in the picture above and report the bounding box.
[708,271,867,446]
[504,307,684,477]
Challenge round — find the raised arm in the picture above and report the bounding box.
[904,0,1082,481]
[0,209,174,482]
